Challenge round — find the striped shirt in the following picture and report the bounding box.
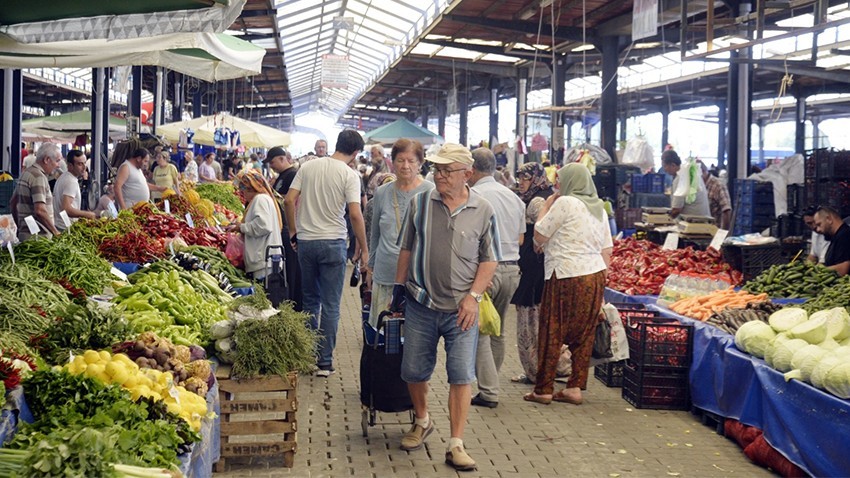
[15,163,54,241]
[399,187,501,313]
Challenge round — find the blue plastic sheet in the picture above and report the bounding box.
[650,304,850,477]
[112,262,141,275]
[0,387,35,446]
[233,287,254,296]
[178,379,220,477]
[603,288,659,306]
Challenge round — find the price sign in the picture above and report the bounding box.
[6,242,14,265]
[164,200,171,214]
[107,201,119,219]
[24,216,40,235]
[59,210,71,229]
[662,232,680,251]
[709,229,729,252]
[110,267,128,281]
[185,213,195,228]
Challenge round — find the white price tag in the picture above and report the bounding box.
[110,266,128,281]
[164,200,171,214]
[185,213,195,228]
[24,216,40,235]
[709,229,729,252]
[107,201,119,219]
[614,231,624,241]
[662,232,680,251]
[59,210,72,229]
[7,242,14,265]
[169,241,175,255]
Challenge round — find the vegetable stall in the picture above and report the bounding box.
[602,238,850,477]
[0,183,316,476]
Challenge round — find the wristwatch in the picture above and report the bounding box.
[469,291,483,303]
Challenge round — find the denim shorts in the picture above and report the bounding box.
[401,297,478,385]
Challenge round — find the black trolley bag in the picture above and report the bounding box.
[359,310,413,437]
[263,245,288,307]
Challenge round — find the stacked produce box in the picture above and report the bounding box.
[805,149,850,218]
[732,179,775,236]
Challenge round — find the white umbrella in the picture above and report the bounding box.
[158,112,290,148]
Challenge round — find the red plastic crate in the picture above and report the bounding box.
[622,362,690,410]
[625,317,693,368]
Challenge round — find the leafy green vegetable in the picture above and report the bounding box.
[194,182,244,214]
[33,302,133,365]
[231,304,319,378]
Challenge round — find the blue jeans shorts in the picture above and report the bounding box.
[401,297,478,385]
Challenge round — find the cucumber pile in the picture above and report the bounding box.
[744,261,839,298]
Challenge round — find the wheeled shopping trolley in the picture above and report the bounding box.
[360,310,413,437]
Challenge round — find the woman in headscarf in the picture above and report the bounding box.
[510,163,571,384]
[230,169,283,281]
[523,163,612,405]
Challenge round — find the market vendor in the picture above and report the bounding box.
[699,161,732,230]
[53,150,96,230]
[661,149,710,219]
[115,148,165,210]
[803,206,829,263]
[814,206,850,276]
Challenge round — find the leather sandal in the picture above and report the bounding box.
[523,392,552,405]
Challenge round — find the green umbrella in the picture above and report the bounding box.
[364,119,443,146]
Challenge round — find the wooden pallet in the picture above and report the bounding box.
[214,366,297,472]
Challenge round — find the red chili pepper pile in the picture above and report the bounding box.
[98,230,166,263]
[181,227,228,251]
[607,238,742,295]
[0,350,37,389]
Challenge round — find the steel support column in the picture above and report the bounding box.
[153,67,164,134]
[736,3,754,179]
[813,117,820,150]
[421,104,429,129]
[1,69,22,176]
[489,78,499,148]
[517,68,529,168]
[551,56,567,164]
[757,118,765,165]
[437,101,446,139]
[193,86,203,118]
[661,104,670,152]
[717,100,727,168]
[91,68,110,198]
[129,66,142,117]
[600,35,620,161]
[727,51,740,186]
[172,73,182,123]
[459,91,468,146]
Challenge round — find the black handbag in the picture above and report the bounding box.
[592,317,613,359]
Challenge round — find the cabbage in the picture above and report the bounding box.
[825,307,850,340]
[791,344,827,371]
[842,337,850,347]
[819,338,840,351]
[824,362,850,399]
[772,339,809,372]
[735,321,776,358]
[768,308,808,332]
[765,333,791,367]
[833,346,850,358]
[788,316,829,344]
[799,349,828,382]
[811,356,843,390]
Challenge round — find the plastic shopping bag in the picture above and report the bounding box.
[590,304,630,366]
[225,232,244,268]
[478,293,501,336]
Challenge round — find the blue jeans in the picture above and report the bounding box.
[401,298,478,385]
[298,239,347,370]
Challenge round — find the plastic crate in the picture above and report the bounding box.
[594,360,625,387]
[622,362,690,410]
[721,243,786,282]
[786,184,805,214]
[734,179,773,196]
[615,208,642,230]
[735,191,775,207]
[629,192,670,208]
[0,180,15,215]
[630,174,664,194]
[817,149,850,179]
[624,317,693,369]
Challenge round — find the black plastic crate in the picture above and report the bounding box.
[721,243,786,282]
[816,149,850,179]
[629,192,670,208]
[594,360,625,387]
[625,317,692,369]
[0,180,14,215]
[786,184,805,214]
[622,362,690,410]
[615,208,642,230]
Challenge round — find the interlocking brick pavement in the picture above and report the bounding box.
[215,269,773,477]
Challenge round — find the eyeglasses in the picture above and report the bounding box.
[518,173,532,180]
[430,166,466,177]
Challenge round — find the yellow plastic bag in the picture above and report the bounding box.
[478,293,501,336]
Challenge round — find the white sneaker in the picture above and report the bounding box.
[316,368,335,377]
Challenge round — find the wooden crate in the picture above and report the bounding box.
[214,366,298,472]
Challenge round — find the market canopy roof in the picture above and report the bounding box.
[23,110,127,133]
[363,118,443,146]
[0,0,245,43]
[0,32,265,82]
[158,113,290,148]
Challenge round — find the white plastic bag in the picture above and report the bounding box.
[622,137,655,173]
[590,304,630,366]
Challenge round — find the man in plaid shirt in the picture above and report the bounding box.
[11,143,62,241]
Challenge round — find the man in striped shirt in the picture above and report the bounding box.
[392,143,500,472]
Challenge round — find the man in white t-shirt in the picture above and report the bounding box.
[804,207,829,263]
[53,150,96,231]
[284,130,368,377]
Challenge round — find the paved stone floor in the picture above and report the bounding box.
[216,271,774,478]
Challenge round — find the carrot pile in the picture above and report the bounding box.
[669,289,769,321]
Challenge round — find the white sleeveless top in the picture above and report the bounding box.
[120,161,150,209]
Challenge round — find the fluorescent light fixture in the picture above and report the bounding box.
[571,44,595,52]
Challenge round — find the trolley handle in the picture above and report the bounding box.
[371,310,405,350]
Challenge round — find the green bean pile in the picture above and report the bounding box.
[1,237,113,295]
[0,263,71,311]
